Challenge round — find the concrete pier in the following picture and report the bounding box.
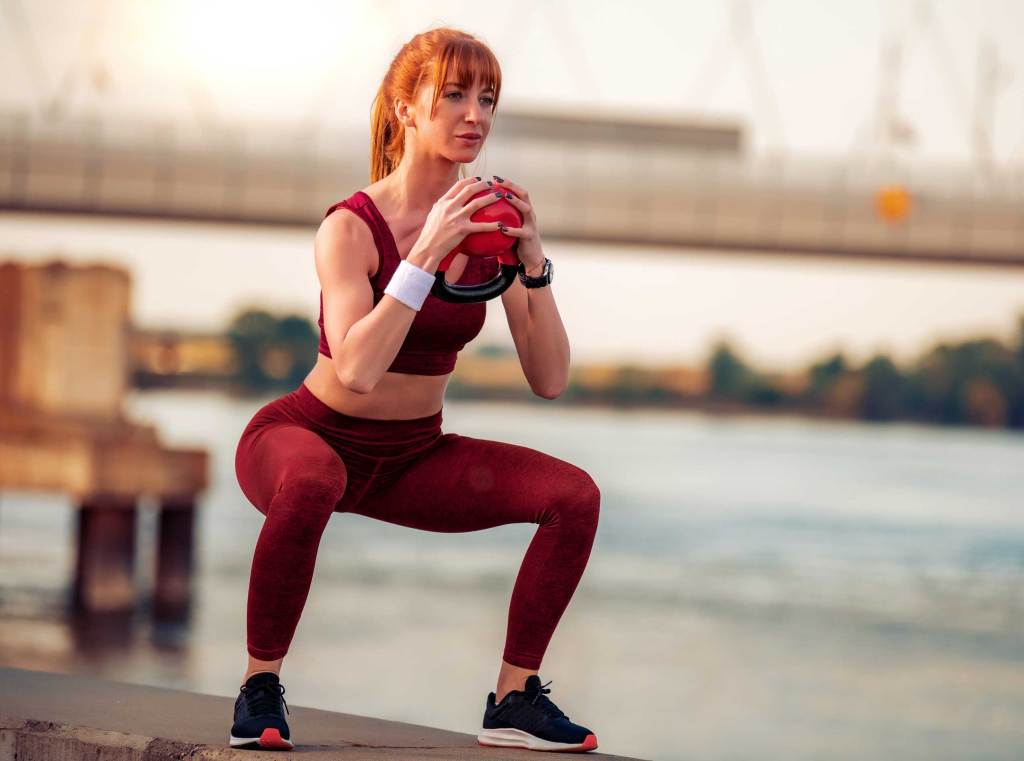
[0,667,649,760]
[0,261,209,619]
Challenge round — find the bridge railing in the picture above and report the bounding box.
[2,109,1022,266]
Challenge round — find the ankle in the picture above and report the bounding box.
[242,669,280,684]
[495,680,527,704]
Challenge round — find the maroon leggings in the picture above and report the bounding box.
[234,382,600,669]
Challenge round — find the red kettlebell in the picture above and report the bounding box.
[440,188,522,266]
[431,186,525,303]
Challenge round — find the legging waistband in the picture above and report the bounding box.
[292,382,443,439]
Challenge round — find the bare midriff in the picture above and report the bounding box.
[302,354,452,420]
[301,241,472,421]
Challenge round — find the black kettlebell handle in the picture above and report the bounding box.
[431,262,521,303]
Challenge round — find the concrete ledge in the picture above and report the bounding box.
[0,667,648,760]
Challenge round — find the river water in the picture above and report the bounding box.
[1,389,1022,760]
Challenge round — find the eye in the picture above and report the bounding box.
[446,91,495,106]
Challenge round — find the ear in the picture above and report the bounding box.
[393,97,415,130]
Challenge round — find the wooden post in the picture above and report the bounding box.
[73,496,138,612]
[153,497,196,622]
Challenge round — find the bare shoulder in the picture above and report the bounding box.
[315,201,377,280]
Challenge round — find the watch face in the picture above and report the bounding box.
[520,259,552,285]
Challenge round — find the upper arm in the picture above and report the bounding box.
[314,210,378,376]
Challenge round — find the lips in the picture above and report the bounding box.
[456,134,481,141]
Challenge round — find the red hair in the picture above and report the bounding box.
[370,28,502,182]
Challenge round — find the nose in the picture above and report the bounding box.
[465,100,485,126]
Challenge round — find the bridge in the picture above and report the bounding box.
[1,0,1022,268]
[2,108,1022,268]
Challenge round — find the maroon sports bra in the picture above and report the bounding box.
[317,191,492,376]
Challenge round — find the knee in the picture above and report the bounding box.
[273,468,347,520]
[281,446,346,495]
[544,466,600,529]
[280,471,346,499]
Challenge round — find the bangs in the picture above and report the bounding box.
[428,38,502,114]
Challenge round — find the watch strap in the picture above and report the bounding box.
[517,258,552,288]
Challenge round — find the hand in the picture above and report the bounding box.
[411,176,505,269]
[492,176,545,274]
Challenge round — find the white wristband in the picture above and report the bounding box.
[383,259,435,311]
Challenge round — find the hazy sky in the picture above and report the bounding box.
[3,0,1023,162]
[2,1,1023,370]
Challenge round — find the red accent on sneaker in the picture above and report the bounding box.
[258,727,293,750]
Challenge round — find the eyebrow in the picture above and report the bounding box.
[444,81,495,93]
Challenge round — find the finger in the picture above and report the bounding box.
[453,179,497,205]
[466,220,507,234]
[493,177,529,200]
[502,193,531,213]
[444,175,485,200]
[464,191,505,213]
[444,175,476,198]
[497,224,524,236]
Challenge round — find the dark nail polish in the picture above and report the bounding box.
[475,176,481,181]
[494,191,503,197]
[493,175,504,182]
[487,181,493,186]
[504,192,512,199]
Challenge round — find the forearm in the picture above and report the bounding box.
[334,300,416,392]
[334,248,438,393]
[521,262,570,397]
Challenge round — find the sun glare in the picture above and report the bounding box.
[170,0,350,94]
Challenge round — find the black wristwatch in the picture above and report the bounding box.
[517,257,553,288]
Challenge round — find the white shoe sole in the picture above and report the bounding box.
[229,727,294,750]
[477,727,598,752]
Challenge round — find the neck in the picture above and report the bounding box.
[384,147,463,216]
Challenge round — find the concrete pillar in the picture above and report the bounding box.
[73,496,138,612]
[153,498,196,622]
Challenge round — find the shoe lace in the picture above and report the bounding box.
[526,680,568,721]
[241,682,290,717]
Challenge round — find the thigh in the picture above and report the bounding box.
[235,422,349,515]
[350,432,597,531]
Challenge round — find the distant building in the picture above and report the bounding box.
[0,259,130,419]
[129,329,238,381]
[0,259,208,616]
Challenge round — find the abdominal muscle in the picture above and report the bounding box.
[302,354,450,420]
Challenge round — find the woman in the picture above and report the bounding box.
[230,27,601,753]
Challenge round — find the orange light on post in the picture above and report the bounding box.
[875,184,912,223]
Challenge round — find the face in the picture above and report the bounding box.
[401,74,496,161]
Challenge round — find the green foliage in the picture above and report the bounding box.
[226,308,318,389]
[860,354,903,420]
[706,339,783,405]
[806,352,847,399]
[902,338,1022,426]
[219,306,1024,430]
[708,339,751,398]
[702,311,1024,429]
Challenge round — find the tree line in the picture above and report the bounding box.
[224,307,1024,429]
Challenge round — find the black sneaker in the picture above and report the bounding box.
[228,671,294,750]
[477,674,598,752]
